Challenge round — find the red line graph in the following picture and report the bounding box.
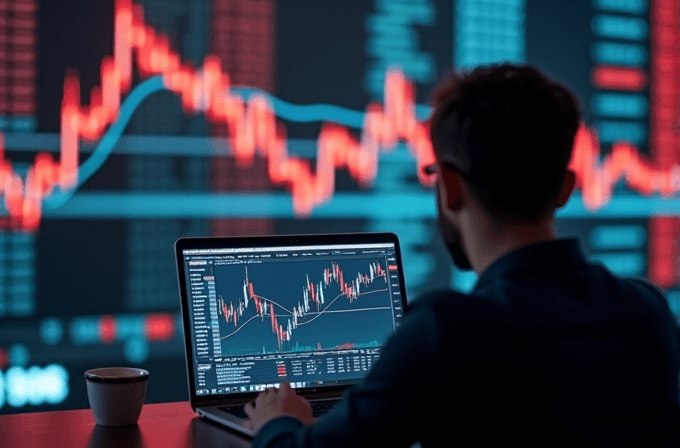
[569,125,680,211]
[0,0,678,232]
[219,262,387,351]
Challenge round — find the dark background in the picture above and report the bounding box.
[0,0,670,414]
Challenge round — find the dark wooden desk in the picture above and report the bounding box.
[0,401,252,448]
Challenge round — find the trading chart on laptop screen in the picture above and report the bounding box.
[1,0,678,413]
[183,243,404,394]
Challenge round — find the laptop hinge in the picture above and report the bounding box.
[195,387,347,409]
[195,396,257,408]
[303,390,346,400]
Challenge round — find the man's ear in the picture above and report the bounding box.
[439,165,464,211]
[556,169,576,208]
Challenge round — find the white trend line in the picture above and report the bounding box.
[296,288,389,327]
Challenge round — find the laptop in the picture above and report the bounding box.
[175,232,408,437]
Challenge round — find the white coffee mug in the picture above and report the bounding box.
[85,367,149,427]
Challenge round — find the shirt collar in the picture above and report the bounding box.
[473,238,589,291]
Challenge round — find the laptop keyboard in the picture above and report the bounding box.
[219,399,341,419]
[219,405,249,419]
[310,399,341,416]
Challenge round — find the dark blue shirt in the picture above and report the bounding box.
[253,238,679,448]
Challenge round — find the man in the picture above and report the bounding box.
[244,64,680,447]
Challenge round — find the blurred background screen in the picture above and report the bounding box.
[0,0,678,413]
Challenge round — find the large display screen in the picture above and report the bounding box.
[1,0,678,413]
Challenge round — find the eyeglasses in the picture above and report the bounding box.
[422,163,437,176]
[421,161,477,184]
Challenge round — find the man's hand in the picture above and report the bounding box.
[244,382,314,433]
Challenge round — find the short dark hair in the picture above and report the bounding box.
[429,63,581,223]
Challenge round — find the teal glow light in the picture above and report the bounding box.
[591,42,647,66]
[455,0,526,69]
[592,15,648,40]
[5,364,69,408]
[364,0,437,99]
[593,0,648,14]
[596,121,647,145]
[592,93,648,118]
[43,364,69,405]
[5,367,26,407]
[667,291,680,318]
[451,267,478,293]
[116,314,146,340]
[590,252,645,276]
[589,225,646,250]
[70,317,100,345]
[124,337,150,364]
[40,318,64,345]
[8,344,29,367]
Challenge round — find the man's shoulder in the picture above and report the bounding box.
[410,288,469,309]
[621,276,674,317]
[410,275,674,323]
[624,276,666,300]
[409,288,508,319]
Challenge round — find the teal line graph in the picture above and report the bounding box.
[40,76,433,211]
[4,75,679,219]
[43,77,165,210]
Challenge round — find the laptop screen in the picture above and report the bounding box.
[181,241,405,396]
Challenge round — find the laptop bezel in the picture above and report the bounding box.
[175,232,409,411]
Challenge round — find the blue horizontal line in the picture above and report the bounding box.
[591,42,647,66]
[593,0,648,14]
[232,87,432,126]
[592,93,648,118]
[589,224,646,250]
[596,120,647,145]
[39,193,433,219]
[3,134,417,162]
[592,15,648,40]
[8,192,677,219]
[234,87,365,128]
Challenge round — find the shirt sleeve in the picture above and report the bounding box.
[251,300,441,448]
[627,277,680,350]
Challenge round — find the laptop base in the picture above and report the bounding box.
[198,406,254,438]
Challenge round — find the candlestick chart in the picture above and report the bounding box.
[214,260,392,355]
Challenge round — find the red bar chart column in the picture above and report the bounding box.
[649,0,680,289]
[210,0,276,237]
[0,0,37,132]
